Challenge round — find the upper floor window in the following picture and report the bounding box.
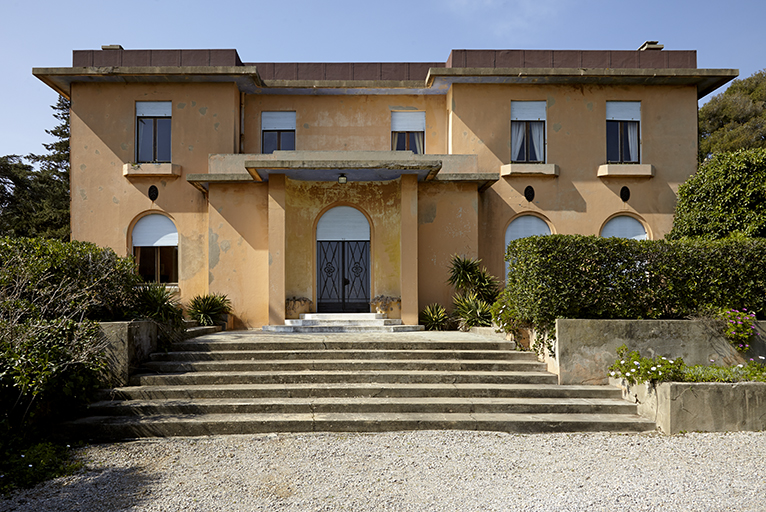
[136,102,172,163]
[511,101,546,163]
[606,102,640,163]
[391,111,425,154]
[262,111,296,154]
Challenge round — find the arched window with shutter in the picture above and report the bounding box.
[131,214,179,283]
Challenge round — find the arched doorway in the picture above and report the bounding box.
[316,206,371,312]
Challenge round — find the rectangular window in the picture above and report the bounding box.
[136,102,172,163]
[511,101,546,163]
[134,246,178,283]
[606,102,640,163]
[262,111,296,154]
[391,111,425,154]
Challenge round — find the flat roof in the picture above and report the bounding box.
[33,46,738,100]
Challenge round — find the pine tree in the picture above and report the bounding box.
[23,96,71,240]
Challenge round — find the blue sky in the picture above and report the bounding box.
[1,0,763,159]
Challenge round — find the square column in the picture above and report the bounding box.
[268,174,286,325]
[400,174,419,325]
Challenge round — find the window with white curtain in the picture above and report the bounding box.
[391,111,425,154]
[606,102,640,163]
[504,215,551,281]
[132,214,179,283]
[511,101,546,163]
[600,215,648,240]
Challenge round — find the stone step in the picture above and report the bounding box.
[129,370,560,386]
[101,383,625,401]
[183,325,222,339]
[150,349,539,362]
[66,412,656,439]
[284,319,403,326]
[139,359,547,373]
[262,325,425,333]
[301,313,385,320]
[87,397,640,416]
[169,338,516,352]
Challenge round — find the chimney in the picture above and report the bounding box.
[638,41,664,51]
[101,45,124,50]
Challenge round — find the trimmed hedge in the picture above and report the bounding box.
[494,235,766,339]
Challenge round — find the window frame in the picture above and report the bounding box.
[606,102,641,164]
[391,131,425,154]
[133,246,179,284]
[391,111,426,154]
[135,102,172,164]
[510,101,547,164]
[131,213,179,285]
[261,111,297,154]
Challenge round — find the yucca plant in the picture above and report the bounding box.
[453,292,493,331]
[419,303,450,331]
[187,293,232,327]
[447,254,498,303]
[133,283,185,348]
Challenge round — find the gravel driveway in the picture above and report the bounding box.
[2,430,765,511]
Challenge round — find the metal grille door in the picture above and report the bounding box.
[317,240,370,312]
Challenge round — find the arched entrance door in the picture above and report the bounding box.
[316,206,371,313]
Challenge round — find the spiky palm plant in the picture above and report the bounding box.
[187,293,232,327]
[419,303,450,331]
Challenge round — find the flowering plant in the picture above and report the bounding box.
[719,308,759,352]
[608,345,684,386]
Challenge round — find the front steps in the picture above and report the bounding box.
[67,332,655,439]
[263,313,425,333]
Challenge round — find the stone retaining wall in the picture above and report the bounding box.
[553,319,766,385]
[101,320,157,387]
[611,377,766,434]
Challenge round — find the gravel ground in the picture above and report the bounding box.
[2,430,765,512]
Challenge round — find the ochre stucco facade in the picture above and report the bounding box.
[35,45,737,329]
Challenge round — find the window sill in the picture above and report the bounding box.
[123,163,181,178]
[500,163,559,177]
[597,164,654,178]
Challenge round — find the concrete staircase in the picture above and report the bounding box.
[68,331,655,439]
[262,313,425,333]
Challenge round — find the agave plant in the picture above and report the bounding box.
[419,303,450,331]
[187,293,232,327]
[453,292,493,331]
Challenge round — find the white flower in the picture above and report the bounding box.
[610,371,616,376]
[621,360,625,364]
[669,360,674,364]
[634,361,640,366]
[760,356,765,360]
[661,357,667,360]
[738,364,744,368]
[659,371,662,375]
[651,367,657,371]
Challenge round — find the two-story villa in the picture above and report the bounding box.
[33,42,736,329]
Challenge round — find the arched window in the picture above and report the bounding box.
[132,214,178,283]
[504,215,551,280]
[600,216,648,240]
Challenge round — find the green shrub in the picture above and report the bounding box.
[0,441,83,495]
[608,345,685,385]
[133,283,185,349]
[453,292,493,331]
[447,254,498,303]
[497,235,766,341]
[419,303,450,331]
[719,308,759,351]
[187,293,232,327]
[668,148,766,240]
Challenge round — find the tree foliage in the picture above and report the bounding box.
[668,148,766,240]
[0,96,70,240]
[699,70,766,159]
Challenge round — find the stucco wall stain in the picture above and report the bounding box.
[177,103,186,110]
[208,230,220,269]
[179,232,204,282]
[80,164,87,171]
[419,202,437,224]
[79,189,87,200]
[552,123,562,132]
[303,123,309,129]
[586,102,594,111]
[220,240,231,253]
[112,197,119,204]
[120,143,128,151]
[199,107,208,115]
[214,123,220,131]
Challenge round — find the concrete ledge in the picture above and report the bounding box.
[611,378,766,434]
[102,320,158,387]
[554,319,766,385]
[597,164,654,177]
[500,163,559,176]
[123,162,181,178]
